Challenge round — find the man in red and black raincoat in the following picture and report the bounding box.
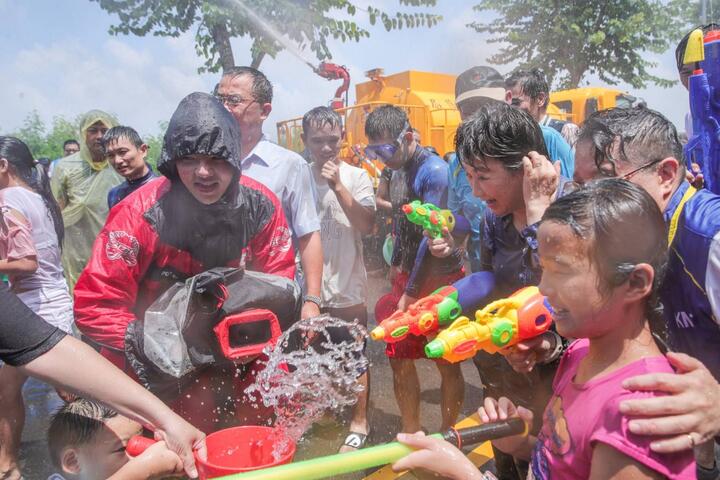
[74,92,296,430]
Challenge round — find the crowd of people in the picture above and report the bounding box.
[2,24,720,480]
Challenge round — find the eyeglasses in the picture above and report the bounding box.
[621,158,664,180]
[215,93,254,108]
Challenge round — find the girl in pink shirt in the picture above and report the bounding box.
[393,179,695,479]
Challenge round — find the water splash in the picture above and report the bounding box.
[246,315,369,458]
[225,0,318,69]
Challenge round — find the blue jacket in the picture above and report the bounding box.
[662,181,720,380]
[107,167,156,209]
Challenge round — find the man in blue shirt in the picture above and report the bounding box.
[505,69,575,178]
[365,105,465,434]
[103,126,156,208]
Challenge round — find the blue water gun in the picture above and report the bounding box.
[684,28,720,194]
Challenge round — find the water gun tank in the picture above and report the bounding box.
[344,69,462,162]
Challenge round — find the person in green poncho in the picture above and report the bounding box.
[51,110,122,291]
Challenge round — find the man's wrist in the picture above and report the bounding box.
[303,294,322,307]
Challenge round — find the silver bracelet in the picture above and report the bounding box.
[303,294,322,307]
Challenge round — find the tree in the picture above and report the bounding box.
[143,122,168,170]
[91,0,442,72]
[12,111,79,160]
[469,0,694,89]
[11,111,167,169]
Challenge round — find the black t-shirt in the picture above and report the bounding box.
[0,283,66,366]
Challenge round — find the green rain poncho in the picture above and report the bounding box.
[51,110,121,291]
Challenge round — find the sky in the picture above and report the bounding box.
[0,0,694,142]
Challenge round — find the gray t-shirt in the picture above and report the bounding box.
[313,162,376,308]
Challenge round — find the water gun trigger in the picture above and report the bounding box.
[684,29,705,65]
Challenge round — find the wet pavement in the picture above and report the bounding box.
[18,269,486,479]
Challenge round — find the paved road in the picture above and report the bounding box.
[18,269,486,479]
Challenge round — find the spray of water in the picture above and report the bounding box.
[246,315,369,458]
[224,0,319,69]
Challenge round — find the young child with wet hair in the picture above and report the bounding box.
[48,399,185,480]
[392,179,696,479]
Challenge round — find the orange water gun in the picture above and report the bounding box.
[370,286,462,343]
[424,286,553,363]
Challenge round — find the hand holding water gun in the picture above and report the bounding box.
[683,28,720,194]
[402,200,455,239]
[425,286,553,363]
[370,286,462,343]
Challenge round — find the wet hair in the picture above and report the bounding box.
[577,107,685,179]
[675,24,720,71]
[63,139,79,149]
[221,66,273,104]
[101,126,144,151]
[0,137,64,245]
[48,399,119,469]
[364,105,409,141]
[542,178,668,339]
[302,106,342,135]
[505,69,550,105]
[455,102,548,171]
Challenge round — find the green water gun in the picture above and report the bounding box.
[402,200,455,238]
[222,418,526,480]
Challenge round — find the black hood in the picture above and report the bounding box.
[158,92,242,178]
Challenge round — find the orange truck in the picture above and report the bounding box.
[276,66,642,184]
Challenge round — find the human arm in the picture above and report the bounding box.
[50,161,68,209]
[108,441,184,480]
[21,336,205,478]
[0,257,37,275]
[403,160,460,298]
[322,162,375,235]
[392,432,490,480]
[478,396,536,459]
[0,207,38,275]
[73,204,157,363]
[298,231,322,319]
[376,169,393,213]
[588,443,664,480]
[286,160,322,318]
[619,352,720,452]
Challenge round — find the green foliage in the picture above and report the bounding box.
[11,111,79,160]
[91,0,442,73]
[10,111,167,169]
[143,122,168,171]
[469,0,695,89]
